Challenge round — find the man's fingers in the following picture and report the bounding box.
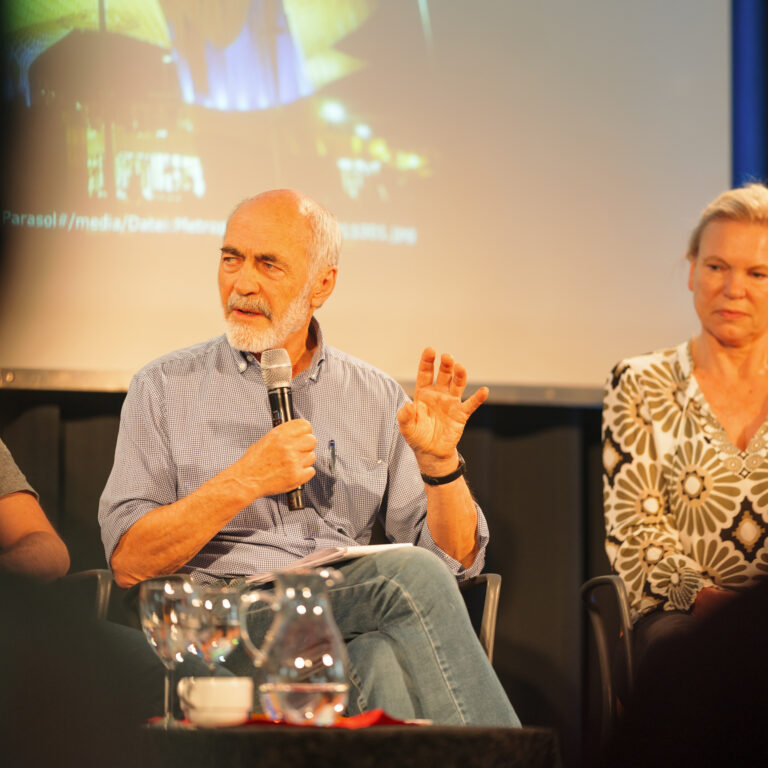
[254,420,317,465]
[414,349,469,395]
[449,362,468,398]
[297,434,317,450]
[462,386,490,417]
[412,346,487,421]
[276,418,313,435]
[435,353,455,389]
[414,347,437,390]
[299,466,316,483]
[267,421,316,450]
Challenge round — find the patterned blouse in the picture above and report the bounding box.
[602,341,768,622]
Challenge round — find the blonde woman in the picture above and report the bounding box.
[603,183,768,672]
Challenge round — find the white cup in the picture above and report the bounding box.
[177,676,253,727]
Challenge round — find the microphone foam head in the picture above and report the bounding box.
[261,348,293,389]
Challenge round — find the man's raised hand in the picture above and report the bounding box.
[397,348,489,476]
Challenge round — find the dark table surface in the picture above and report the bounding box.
[140,723,562,768]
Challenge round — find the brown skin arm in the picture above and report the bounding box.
[0,491,70,581]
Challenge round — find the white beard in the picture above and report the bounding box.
[225,284,312,353]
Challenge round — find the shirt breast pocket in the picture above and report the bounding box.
[311,452,388,537]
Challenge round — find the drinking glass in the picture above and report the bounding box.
[138,574,201,728]
[196,585,242,670]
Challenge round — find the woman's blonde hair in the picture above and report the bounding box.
[687,183,768,260]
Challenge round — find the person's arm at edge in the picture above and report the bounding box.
[0,491,70,581]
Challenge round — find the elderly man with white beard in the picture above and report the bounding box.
[99,189,519,726]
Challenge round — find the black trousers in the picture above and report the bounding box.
[604,580,768,768]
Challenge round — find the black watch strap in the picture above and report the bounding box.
[420,453,466,486]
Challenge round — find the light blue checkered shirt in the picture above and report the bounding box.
[98,323,488,584]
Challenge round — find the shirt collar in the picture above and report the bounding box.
[306,318,327,382]
[226,318,327,383]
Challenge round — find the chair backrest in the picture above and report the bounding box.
[57,568,114,620]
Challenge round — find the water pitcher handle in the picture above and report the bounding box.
[237,588,274,666]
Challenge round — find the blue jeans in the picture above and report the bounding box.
[227,547,520,726]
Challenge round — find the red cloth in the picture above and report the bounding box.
[245,708,418,728]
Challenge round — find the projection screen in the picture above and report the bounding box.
[0,0,729,401]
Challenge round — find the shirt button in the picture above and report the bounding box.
[238,361,247,372]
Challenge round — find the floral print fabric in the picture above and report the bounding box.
[603,342,768,621]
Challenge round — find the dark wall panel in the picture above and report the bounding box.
[464,405,600,766]
[62,413,122,571]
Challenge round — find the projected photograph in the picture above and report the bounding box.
[1,0,434,243]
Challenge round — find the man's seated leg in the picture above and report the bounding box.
[224,548,519,725]
[345,631,417,719]
[330,546,520,727]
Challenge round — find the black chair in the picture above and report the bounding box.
[57,568,114,620]
[580,574,634,753]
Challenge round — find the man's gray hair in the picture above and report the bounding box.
[296,194,343,275]
[687,182,768,260]
[227,190,343,275]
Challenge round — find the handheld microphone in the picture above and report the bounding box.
[261,348,305,510]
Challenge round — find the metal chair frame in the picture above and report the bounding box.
[460,572,501,663]
[580,574,634,751]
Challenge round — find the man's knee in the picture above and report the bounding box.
[369,546,464,611]
[331,547,468,631]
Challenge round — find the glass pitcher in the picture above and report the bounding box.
[239,566,349,726]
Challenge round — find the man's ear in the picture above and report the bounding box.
[310,266,338,309]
